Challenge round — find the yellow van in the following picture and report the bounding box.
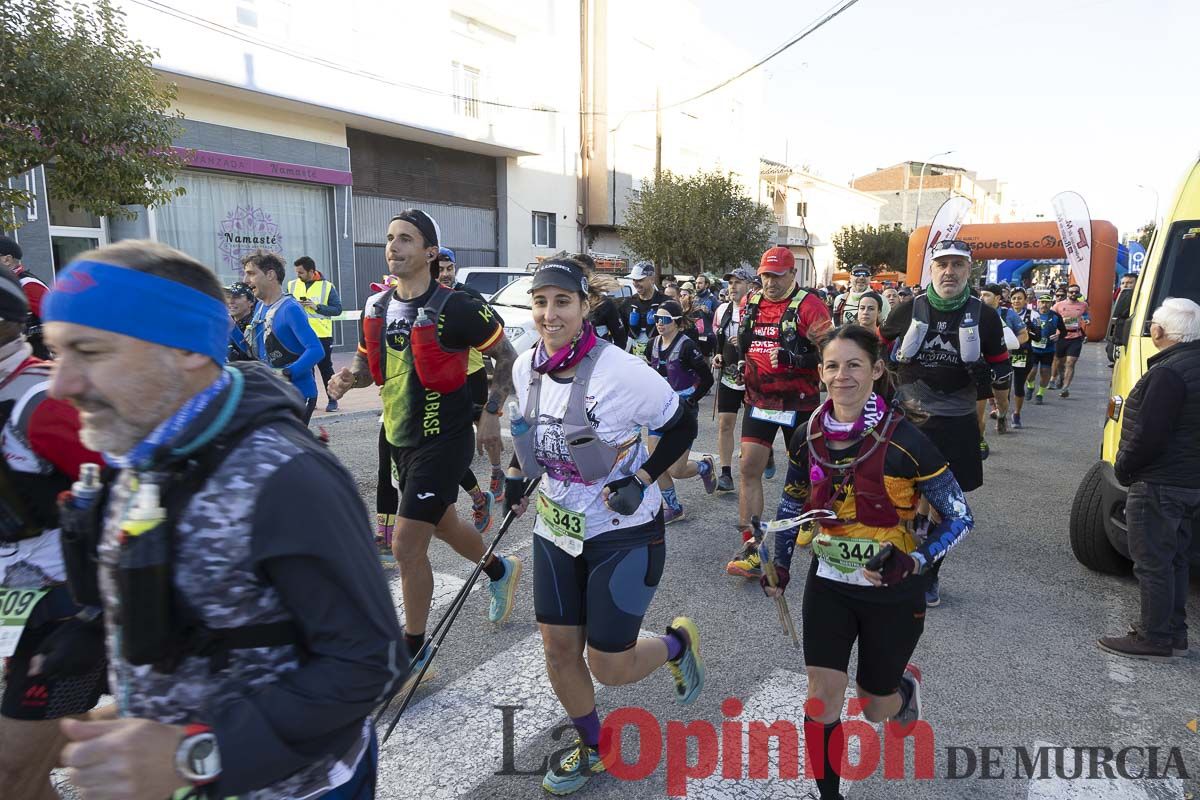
[1070,157,1200,572]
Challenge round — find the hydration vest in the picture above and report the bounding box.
[251,300,301,370]
[362,284,468,393]
[737,289,812,360]
[649,334,694,393]
[803,409,904,529]
[895,294,984,366]
[512,340,621,484]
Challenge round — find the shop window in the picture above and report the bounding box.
[532,211,556,248]
[46,165,106,274]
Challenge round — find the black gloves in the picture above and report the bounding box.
[865,544,920,587]
[604,474,646,515]
[504,477,527,514]
[759,564,791,596]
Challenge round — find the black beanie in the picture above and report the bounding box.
[0,268,29,322]
[0,237,22,261]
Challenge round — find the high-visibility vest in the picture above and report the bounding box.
[287,278,334,338]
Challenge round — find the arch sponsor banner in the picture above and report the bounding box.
[920,196,974,286]
[1052,191,1094,300]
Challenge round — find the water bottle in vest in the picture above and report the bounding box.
[409,306,468,394]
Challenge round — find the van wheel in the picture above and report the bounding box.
[1070,462,1131,575]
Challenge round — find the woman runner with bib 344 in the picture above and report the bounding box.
[505,258,705,796]
[763,324,974,800]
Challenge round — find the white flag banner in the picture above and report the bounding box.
[920,195,974,286]
[1051,191,1094,299]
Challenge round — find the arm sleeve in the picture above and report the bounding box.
[315,284,343,318]
[684,340,714,401]
[913,469,974,570]
[1115,369,1186,484]
[211,453,404,795]
[23,281,48,317]
[26,397,101,479]
[280,304,326,374]
[639,403,697,480]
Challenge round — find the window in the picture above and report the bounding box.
[46,165,107,275]
[796,201,808,217]
[1144,219,1200,334]
[452,62,481,119]
[532,211,556,248]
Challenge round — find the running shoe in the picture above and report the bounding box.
[925,577,941,607]
[893,663,924,728]
[1049,378,1061,390]
[487,554,522,624]
[489,468,504,499]
[472,490,494,534]
[666,617,705,705]
[1035,393,1044,405]
[397,641,437,698]
[716,473,735,492]
[543,740,605,795]
[979,439,990,461]
[1011,413,1022,430]
[699,455,717,494]
[764,452,777,480]
[988,401,998,419]
[664,504,685,525]
[1061,388,1070,398]
[1024,384,1034,401]
[996,415,1007,435]
[325,400,339,412]
[726,548,762,578]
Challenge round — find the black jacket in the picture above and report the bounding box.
[589,295,628,349]
[1115,339,1200,488]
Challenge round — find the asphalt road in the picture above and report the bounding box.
[48,343,1200,799]
[314,342,1198,800]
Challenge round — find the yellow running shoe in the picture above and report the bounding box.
[542,740,605,795]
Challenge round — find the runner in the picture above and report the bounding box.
[288,256,343,411]
[1052,283,1090,397]
[0,236,51,359]
[505,258,704,795]
[224,281,259,363]
[647,299,716,522]
[680,281,715,356]
[327,209,522,693]
[764,324,974,800]
[436,247,506,522]
[980,283,1027,434]
[619,261,666,358]
[879,239,1008,607]
[726,247,832,578]
[241,250,326,424]
[44,241,403,800]
[0,269,105,800]
[881,286,901,318]
[585,270,629,350]
[1007,288,1034,428]
[712,265,758,492]
[833,265,890,326]
[855,290,887,342]
[1028,293,1065,405]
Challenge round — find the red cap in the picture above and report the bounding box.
[758,246,795,274]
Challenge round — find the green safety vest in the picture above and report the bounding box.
[288,278,334,338]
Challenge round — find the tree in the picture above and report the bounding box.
[1135,220,1156,250]
[831,224,909,272]
[0,0,188,226]
[620,169,774,274]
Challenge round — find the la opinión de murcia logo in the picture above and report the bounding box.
[494,703,1191,796]
[219,206,283,269]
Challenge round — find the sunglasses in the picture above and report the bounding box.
[654,315,679,323]
[931,239,970,253]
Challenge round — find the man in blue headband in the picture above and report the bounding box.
[42,240,404,800]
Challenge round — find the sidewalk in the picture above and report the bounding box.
[310,350,382,421]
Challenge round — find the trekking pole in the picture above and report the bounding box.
[711,365,719,421]
[380,477,540,743]
[755,517,799,648]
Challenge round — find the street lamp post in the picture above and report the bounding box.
[1136,183,1160,227]
[913,149,955,231]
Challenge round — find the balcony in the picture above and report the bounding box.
[776,225,809,246]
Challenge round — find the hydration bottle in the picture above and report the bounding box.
[508,401,530,437]
[116,480,174,667]
[409,306,468,393]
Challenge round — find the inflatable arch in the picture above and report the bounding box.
[906,221,1118,341]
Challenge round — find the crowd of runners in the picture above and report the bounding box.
[0,219,1100,800]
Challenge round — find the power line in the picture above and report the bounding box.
[127,0,862,119]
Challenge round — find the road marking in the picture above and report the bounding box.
[688,667,860,799]
[1024,741,1185,799]
[389,571,468,625]
[376,629,652,799]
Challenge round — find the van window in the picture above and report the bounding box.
[1145,220,1200,333]
[464,272,500,295]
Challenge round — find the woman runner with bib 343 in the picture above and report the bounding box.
[505,259,705,795]
[763,324,974,800]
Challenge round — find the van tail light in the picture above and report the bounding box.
[1107,395,1123,422]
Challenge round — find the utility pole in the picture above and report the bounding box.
[654,85,662,180]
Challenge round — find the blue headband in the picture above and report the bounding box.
[43,260,231,363]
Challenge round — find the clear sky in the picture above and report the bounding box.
[689,0,1197,234]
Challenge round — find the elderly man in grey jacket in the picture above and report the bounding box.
[1100,297,1200,661]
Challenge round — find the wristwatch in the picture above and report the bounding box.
[484,398,502,416]
[176,724,221,786]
